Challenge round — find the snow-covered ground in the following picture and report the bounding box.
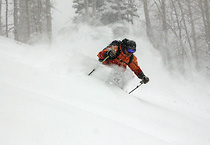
[0,24,210,145]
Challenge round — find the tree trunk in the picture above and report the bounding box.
[178,1,193,56]
[199,0,210,51]
[84,0,89,22]
[14,0,19,41]
[160,0,172,69]
[92,0,96,18]
[143,0,152,41]
[0,0,2,35]
[171,0,186,73]
[37,0,42,35]
[187,0,199,69]
[204,0,210,51]
[46,0,52,42]
[161,0,167,43]
[178,1,194,71]
[26,0,31,41]
[5,0,8,37]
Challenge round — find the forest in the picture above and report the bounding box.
[0,0,209,76]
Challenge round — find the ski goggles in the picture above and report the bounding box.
[126,47,136,53]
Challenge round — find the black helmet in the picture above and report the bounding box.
[126,40,136,53]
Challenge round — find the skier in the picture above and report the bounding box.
[98,38,149,84]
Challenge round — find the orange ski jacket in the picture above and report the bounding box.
[98,42,143,78]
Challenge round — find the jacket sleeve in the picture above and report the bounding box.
[128,55,145,78]
[98,48,107,60]
[98,46,118,61]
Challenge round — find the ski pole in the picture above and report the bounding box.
[128,81,144,94]
[88,56,109,76]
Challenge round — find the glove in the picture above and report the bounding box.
[142,76,149,84]
[105,49,116,58]
[138,72,149,84]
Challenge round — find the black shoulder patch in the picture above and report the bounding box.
[128,54,134,65]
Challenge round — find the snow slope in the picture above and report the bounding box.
[0,25,210,145]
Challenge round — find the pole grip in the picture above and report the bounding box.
[101,56,109,63]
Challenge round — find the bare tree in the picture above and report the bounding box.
[12,0,53,43]
[92,0,96,19]
[178,1,193,56]
[142,0,152,41]
[14,0,19,40]
[26,0,31,40]
[0,0,2,35]
[5,0,8,37]
[139,0,209,74]
[160,0,172,69]
[199,0,210,50]
[45,0,52,41]
[171,0,187,73]
[204,0,210,51]
[161,0,167,43]
[37,0,43,34]
[84,0,89,22]
[187,0,199,69]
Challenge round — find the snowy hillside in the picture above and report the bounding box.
[0,25,210,145]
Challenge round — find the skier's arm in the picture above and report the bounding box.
[128,56,143,76]
[128,56,149,84]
